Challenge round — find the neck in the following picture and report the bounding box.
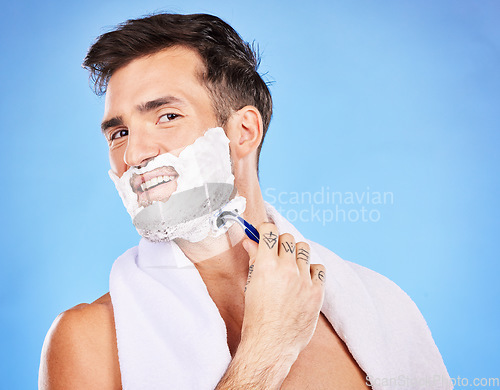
[175,186,269,283]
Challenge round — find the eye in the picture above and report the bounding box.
[157,113,180,123]
[110,129,128,140]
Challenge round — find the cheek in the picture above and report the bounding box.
[109,147,127,177]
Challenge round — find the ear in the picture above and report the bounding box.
[227,105,263,160]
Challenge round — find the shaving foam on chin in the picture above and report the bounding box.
[109,127,246,242]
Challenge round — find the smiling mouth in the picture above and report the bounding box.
[139,175,178,193]
[130,167,180,206]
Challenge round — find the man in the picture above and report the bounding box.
[39,13,451,390]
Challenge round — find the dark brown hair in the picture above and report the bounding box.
[83,13,272,167]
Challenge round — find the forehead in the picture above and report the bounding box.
[104,46,208,116]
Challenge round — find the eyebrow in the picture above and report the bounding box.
[100,95,187,134]
[101,116,123,134]
[136,95,186,113]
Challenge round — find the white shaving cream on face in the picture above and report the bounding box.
[109,127,246,242]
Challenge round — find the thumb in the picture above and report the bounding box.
[242,238,259,264]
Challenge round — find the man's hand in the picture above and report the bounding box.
[216,222,326,389]
[242,222,326,357]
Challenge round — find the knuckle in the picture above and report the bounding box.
[312,263,326,272]
[307,283,324,302]
[279,257,298,270]
[279,233,295,242]
[259,258,276,272]
[258,222,276,232]
[296,241,310,249]
[282,266,299,279]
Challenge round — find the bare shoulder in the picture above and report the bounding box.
[39,293,121,390]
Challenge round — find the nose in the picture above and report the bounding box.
[123,131,160,168]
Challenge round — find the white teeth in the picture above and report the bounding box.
[140,174,176,191]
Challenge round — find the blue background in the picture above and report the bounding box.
[1,0,499,388]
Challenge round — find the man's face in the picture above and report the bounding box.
[102,46,219,205]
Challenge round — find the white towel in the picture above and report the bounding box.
[110,202,452,389]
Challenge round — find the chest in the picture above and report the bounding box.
[223,311,369,390]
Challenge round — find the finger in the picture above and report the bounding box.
[257,222,279,257]
[244,263,255,293]
[310,264,326,286]
[295,241,311,275]
[278,233,296,259]
[242,238,259,265]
